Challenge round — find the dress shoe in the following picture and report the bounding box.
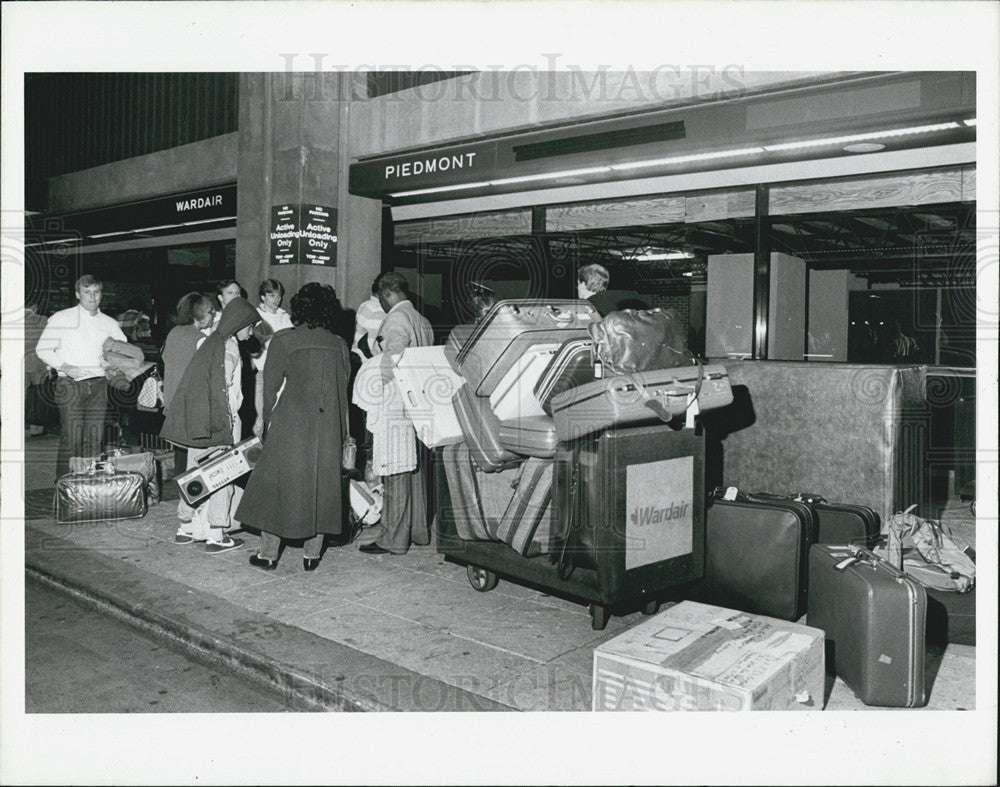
[249,554,278,570]
[359,542,390,555]
[303,557,321,572]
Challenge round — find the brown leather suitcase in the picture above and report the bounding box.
[808,544,927,707]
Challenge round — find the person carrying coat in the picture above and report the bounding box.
[358,271,434,557]
[160,296,259,552]
[237,283,351,572]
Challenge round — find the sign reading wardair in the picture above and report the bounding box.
[269,203,338,266]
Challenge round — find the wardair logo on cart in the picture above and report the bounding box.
[630,500,690,527]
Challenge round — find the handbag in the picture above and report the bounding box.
[342,437,357,470]
[874,504,976,592]
[588,307,693,375]
[137,368,163,411]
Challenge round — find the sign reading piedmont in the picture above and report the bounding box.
[348,141,497,197]
[269,203,338,266]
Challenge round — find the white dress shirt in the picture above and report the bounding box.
[35,305,127,380]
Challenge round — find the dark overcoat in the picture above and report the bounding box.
[236,326,350,539]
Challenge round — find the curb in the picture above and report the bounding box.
[25,526,514,712]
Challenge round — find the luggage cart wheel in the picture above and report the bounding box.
[641,600,660,616]
[467,565,499,592]
[589,604,610,631]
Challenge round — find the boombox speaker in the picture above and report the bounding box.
[174,436,263,507]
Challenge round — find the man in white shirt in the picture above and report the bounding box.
[36,275,128,478]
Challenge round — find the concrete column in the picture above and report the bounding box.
[236,72,382,311]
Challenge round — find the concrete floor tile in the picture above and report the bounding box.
[446,598,616,662]
[347,569,521,627]
[484,662,595,711]
[300,602,534,696]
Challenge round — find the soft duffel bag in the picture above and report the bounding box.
[54,461,147,524]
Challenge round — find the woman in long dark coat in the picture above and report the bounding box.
[237,283,350,571]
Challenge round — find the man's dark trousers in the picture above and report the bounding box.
[54,377,109,479]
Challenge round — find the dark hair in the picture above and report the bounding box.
[216,280,246,299]
[375,271,408,300]
[289,283,340,332]
[371,272,387,296]
[259,278,284,299]
[75,274,102,292]
[174,292,216,326]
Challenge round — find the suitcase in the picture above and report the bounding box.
[492,456,554,557]
[451,382,520,472]
[71,450,160,506]
[693,491,816,621]
[534,337,598,415]
[552,425,705,587]
[808,544,927,707]
[54,462,148,524]
[488,344,560,422]
[749,492,880,548]
[497,415,558,459]
[550,363,733,442]
[448,299,600,398]
[440,442,494,541]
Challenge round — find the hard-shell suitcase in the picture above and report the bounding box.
[451,382,519,472]
[440,442,494,541]
[55,462,148,523]
[447,299,600,398]
[497,415,559,459]
[552,425,705,584]
[693,492,816,621]
[550,363,733,442]
[534,337,597,415]
[492,456,554,557]
[750,492,880,548]
[489,344,561,422]
[808,544,927,707]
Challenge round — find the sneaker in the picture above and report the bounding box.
[174,532,197,544]
[205,536,245,553]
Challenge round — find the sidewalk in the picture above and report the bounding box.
[20,434,977,712]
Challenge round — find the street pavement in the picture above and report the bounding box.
[16,434,980,713]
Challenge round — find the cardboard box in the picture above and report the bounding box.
[593,601,824,711]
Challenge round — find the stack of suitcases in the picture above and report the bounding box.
[434,299,734,630]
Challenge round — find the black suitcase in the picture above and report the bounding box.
[54,462,148,524]
[693,490,816,621]
[752,492,880,548]
[552,425,705,588]
[808,544,927,707]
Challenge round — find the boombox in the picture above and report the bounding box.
[175,436,263,506]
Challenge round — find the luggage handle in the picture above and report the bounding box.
[195,446,229,466]
[555,461,581,581]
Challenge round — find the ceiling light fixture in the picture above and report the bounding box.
[842,142,886,154]
[609,147,764,171]
[762,122,960,152]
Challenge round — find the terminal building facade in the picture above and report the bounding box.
[24,69,978,509]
